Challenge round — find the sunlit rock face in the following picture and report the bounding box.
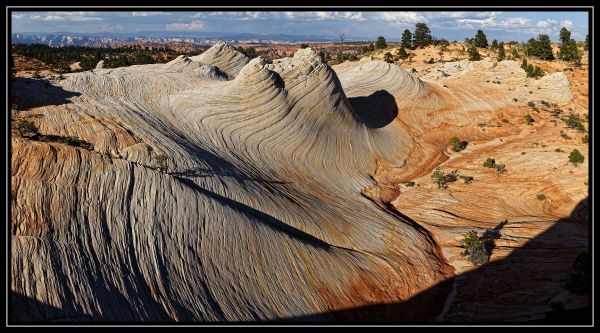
[11,43,586,323]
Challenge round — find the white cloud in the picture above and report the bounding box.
[536,19,557,29]
[165,20,205,31]
[21,12,103,22]
[132,12,171,17]
[560,20,573,29]
[374,12,428,24]
[280,11,365,22]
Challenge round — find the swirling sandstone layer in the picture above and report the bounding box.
[11,44,586,322]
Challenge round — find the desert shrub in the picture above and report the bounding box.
[536,194,546,201]
[502,118,510,123]
[460,230,489,265]
[468,44,481,61]
[524,114,534,125]
[495,164,507,174]
[383,52,394,63]
[561,133,572,140]
[449,136,468,152]
[397,47,409,60]
[569,149,584,165]
[153,154,169,172]
[555,148,563,152]
[403,181,415,187]
[550,109,563,118]
[431,167,447,188]
[582,135,589,144]
[13,119,40,138]
[431,167,459,188]
[564,113,586,132]
[483,158,496,168]
[527,101,536,108]
[540,100,550,107]
[459,175,473,183]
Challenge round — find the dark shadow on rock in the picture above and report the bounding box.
[11,77,81,110]
[9,196,589,324]
[170,167,287,185]
[348,90,398,129]
[272,197,590,324]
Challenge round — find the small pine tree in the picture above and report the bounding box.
[497,42,506,61]
[473,30,488,48]
[375,36,387,49]
[491,39,499,49]
[383,52,394,63]
[397,47,408,60]
[413,23,433,48]
[401,29,413,49]
[468,44,481,61]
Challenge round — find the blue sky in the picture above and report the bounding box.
[11,11,589,42]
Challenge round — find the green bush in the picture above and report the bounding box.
[536,194,546,201]
[495,163,506,174]
[449,136,468,152]
[459,175,473,183]
[569,149,584,165]
[431,167,447,188]
[502,118,510,123]
[561,133,572,140]
[468,44,481,61]
[153,154,169,172]
[524,114,534,125]
[582,135,589,144]
[460,230,489,265]
[383,52,394,63]
[483,158,496,168]
[13,119,40,138]
[564,113,586,132]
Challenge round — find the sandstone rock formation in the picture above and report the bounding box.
[10,43,588,322]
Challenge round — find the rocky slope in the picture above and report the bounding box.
[10,43,588,322]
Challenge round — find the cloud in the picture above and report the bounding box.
[16,12,103,22]
[165,20,205,31]
[132,12,171,17]
[373,12,428,24]
[278,11,366,22]
[560,20,573,29]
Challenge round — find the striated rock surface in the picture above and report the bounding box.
[189,41,249,79]
[11,43,588,322]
